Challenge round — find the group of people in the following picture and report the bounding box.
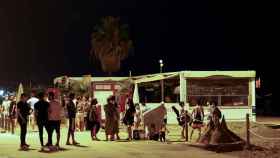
[0,95,17,134]
[173,100,221,142]
[16,92,63,149]
[1,90,223,150]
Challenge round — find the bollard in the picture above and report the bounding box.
[245,113,251,149]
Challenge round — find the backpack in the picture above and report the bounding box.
[88,108,96,122]
[194,108,203,121]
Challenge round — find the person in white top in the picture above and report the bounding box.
[2,96,11,131]
[27,91,39,130]
[48,92,62,147]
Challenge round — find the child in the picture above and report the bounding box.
[134,104,141,129]
[149,123,159,141]
[159,118,169,142]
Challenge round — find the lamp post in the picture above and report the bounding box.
[159,59,164,102]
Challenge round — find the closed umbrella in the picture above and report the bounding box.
[133,83,139,104]
[16,83,24,103]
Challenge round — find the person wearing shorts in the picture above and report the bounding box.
[66,93,79,145]
[47,92,62,147]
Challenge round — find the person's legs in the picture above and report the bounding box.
[66,119,71,144]
[55,121,61,146]
[75,115,80,132]
[196,128,201,142]
[190,128,194,141]
[71,118,78,144]
[181,126,186,139]
[91,126,94,139]
[80,114,84,131]
[95,122,100,135]
[21,122,27,146]
[5,114,10,131]
[18,121,24,146]
[10,118,15,134]
[37,123,44,146]
[47,121,54,146]
[31,114,35,131]
[127,125,132,140]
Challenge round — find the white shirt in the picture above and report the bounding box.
[2,100,11,115]
[27,97,39,109]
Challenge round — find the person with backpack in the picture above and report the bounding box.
[88,98,101,141]
[190,100,204,142]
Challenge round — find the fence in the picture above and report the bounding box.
[245,113,280,148]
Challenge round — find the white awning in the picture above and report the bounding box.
[134,72,179,84]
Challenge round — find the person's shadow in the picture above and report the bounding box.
[72,144,88,148]
[18,148,36,151]
[39,146,69,153]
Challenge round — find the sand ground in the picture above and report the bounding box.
[0,117,280,158]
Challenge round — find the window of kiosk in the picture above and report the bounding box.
[164,78,180,103]
[187,78,249,107]
[138,81,161,103]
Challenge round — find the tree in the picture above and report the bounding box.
[90,16,133,75]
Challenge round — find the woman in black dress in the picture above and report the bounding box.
[123,98,136,140]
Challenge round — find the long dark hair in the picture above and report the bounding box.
[91,98,98,105]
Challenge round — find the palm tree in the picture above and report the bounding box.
[90,16,133,75]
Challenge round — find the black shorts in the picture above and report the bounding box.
[49,120,61,133]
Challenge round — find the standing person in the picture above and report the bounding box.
[208,101,221,126]
[88,98,101,141]
[9,96,17,134]
[34,92,49,148]
[190,100,205,142]
[48,92,62,147]
[76,96,86,132]
[2,96,11,132]
[134,104,141,130]
[84,96,91,131]
[27,91,39,131]
[66,93,79,145]
[123,98,135,140]
[0,102,3,130]
[17,93,32,149]
[104,96,119,141]
[159,119,169,142]
[178,102,191,139]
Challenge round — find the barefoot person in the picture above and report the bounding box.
[66,93,79,145]
[17,93,32,149]
[190,101,204,142]
[34,92,50,148]
[123,98,135,140]
[88,98,101,141]
[27,91,39,131]
[104,96,119,141]
[47,92,62,147]
[8,96,17,134]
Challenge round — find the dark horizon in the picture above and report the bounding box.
[0,0,272,92]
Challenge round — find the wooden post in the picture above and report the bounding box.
[185,114,189,142]
[246,113,250,149]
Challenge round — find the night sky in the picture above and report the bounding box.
[0,0,272,92]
